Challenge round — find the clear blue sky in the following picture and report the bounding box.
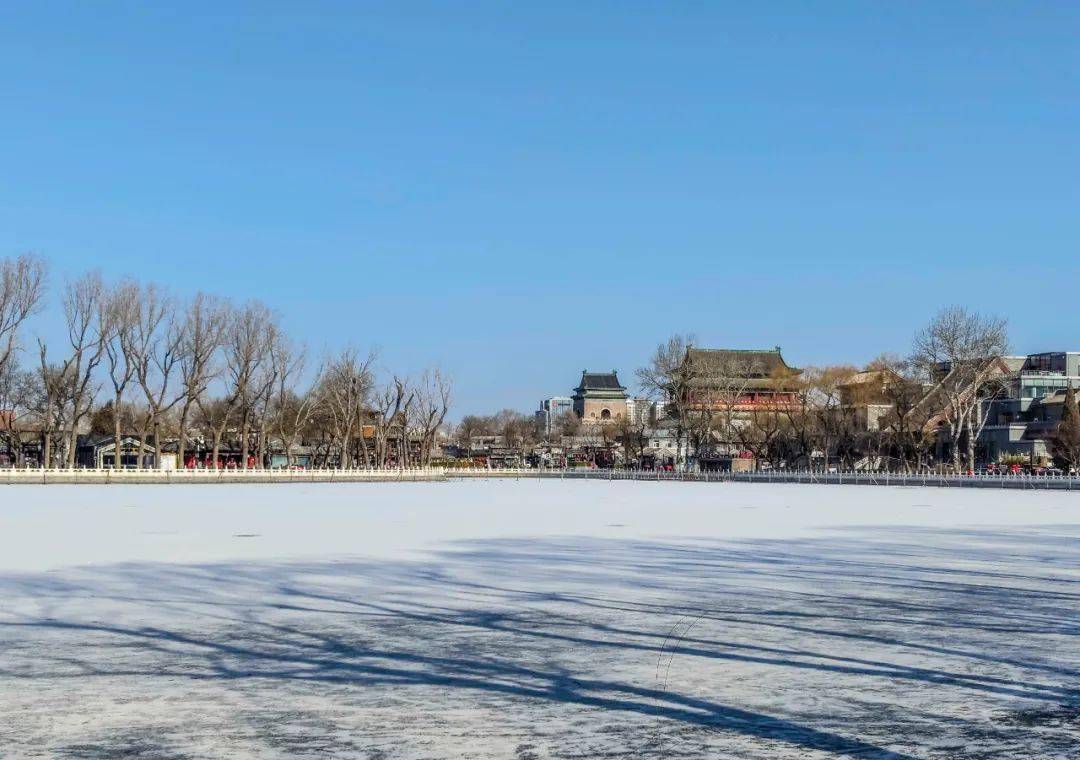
[2,2,1078,416]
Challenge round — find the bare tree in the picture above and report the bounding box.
[176,293,230,467]
[738,399,788,470]
[398,379,417,468]
[792,365,860,470]
[305,400,336,468]
[0,253,47,384]
[0,359,39,466]
[318,349,376,469]
[223,301,276,470]
[682,351,758,467]
[614,414,649,466]
[195,396,233,468]
[57,272,109,467]
[410,368,452,466]
[636,334,698,470]
[101,279,140,467]
[249,325,287,469]
[268,337,319,469]
[554,410,581,438]
[493,409,532,455]
[0,253,47,467]
[867,355,936,472]
[129,283,185,467]
[35,347,73,468]
[912,306,1009,471]
[456,415,491,443]
[371,376,412,467]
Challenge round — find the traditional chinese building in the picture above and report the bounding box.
[75,434,160,469]
[681,347,801,412]
[572,370,629,424]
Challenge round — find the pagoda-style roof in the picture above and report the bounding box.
[679,348,802,392]
[684,347,800,385]
[574,370,626,395]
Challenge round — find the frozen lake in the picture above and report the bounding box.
[1,480,1077,758]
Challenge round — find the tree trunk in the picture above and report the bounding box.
[212,429,223,469]
[340,425,352,469]
[240,410,250,470]
[113,402,122,470]
[177,401,190,469]
[258,424,268,469]
[66,404,80,468]
[965,420,977,473]
[152,418,163,469]
[358,431,370,469]
[950,422,962,471]
[40,389,53,468]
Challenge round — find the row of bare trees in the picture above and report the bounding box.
[312,350,451,469]
[0,254,47,463]
[0,254,452,469]
[455,409,541,452]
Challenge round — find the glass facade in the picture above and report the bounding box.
[1019,375,1070,399]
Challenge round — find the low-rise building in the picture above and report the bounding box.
[640,424,684,469]
[75,435,161,469]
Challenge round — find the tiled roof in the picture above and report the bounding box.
[577,371,625,391]
[685,348,800,378]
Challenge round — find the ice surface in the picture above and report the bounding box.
[0,480,1077,758]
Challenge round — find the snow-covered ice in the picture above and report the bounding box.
[0,480,1077,758]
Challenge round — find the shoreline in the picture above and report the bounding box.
[2,467,1078,490]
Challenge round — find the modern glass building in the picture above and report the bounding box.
[536,396,574,435]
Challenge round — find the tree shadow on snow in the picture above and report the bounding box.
[2,525,1079,757]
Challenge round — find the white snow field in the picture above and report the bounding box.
[0,481,1077,759]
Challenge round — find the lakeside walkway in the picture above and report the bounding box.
[2,467,1079,490]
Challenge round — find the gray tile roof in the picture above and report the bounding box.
[577,371,625,391]
[686,348,800,377]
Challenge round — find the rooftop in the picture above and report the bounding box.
[575,371,626,392]
[685,347,801,378]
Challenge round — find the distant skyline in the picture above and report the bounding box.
[3,2,1078,416]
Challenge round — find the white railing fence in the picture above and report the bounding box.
[0,467,447,484]
[1,466,1077,490]
[446,467,1080,490]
